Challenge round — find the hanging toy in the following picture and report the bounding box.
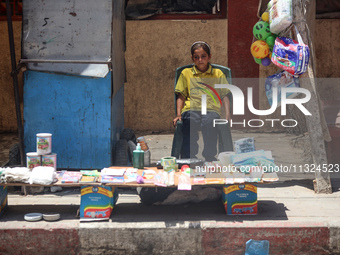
[251,13,276,66]
[251,40,270,59]
[266,35,276,47]
[261,12,269,22]
[261,57,271,66]
[253,57,262,65]
[253,21,271,41]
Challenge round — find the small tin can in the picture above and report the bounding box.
[41,153,57,170]
[26,152,41,170]
[36,133,52,155]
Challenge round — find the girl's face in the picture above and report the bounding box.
[191,47,211,73]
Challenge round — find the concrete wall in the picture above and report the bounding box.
[0,21,22,133]
[314,19,340,101]
[124,20,228,132]
[1,19,339,133]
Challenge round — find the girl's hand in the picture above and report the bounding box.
[225,111,231,123]
[173,116,182,127]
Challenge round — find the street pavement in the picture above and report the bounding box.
[0,131,340,254]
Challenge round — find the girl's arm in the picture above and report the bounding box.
[222,95,231,123]
[173,94,185,126]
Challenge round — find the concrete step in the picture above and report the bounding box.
[0,184,339,255]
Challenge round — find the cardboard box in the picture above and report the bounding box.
[80,185,118,221]
[222,184,257,215]
[0,186,8,217]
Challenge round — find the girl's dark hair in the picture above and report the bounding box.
[190,41,211,56]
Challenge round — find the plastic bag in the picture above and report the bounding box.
[177,169,191,190]
[265,70,300,107]
[271,27,310,75]
[4,167,31,183]
[268,0,292,34]
[29,166,56,185]
[238,156,276,173]
[245,239,269,255]
[232,150,267,164]
[232,150,276,173]
[154,171,169,187]
[234,137,255,154]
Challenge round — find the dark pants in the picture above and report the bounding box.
[181,111,219,161]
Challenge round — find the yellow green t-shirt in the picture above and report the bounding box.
[175,64,230,115]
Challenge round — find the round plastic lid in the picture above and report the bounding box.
[24,213,43,222]
[26,152,39,157]
[42,153,57,157]
[43,213,60,221]
[36,133,52,137]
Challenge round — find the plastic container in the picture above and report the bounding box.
[26,152,41,170]
[137,137,150,166]
[133,143,144,169]
[218,152,235,166]
[36,133,52,155]
[137,137,149,151]
[163,164,178,172]
[43,212,60,221]
[24,213,43,222]
[161,156,177,167]
[144,150,151,167]
[42,153,57,170]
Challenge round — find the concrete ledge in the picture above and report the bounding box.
[0,228,80,255]
[1,183,340,254]
[202,227,330,255]
[0,221,339,255]
[79,228,203,255]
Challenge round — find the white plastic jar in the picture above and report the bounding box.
[26,152,41,170]
[36,133,52,155]
[41,153,57,170]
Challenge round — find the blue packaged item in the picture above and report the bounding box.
[271,27,310,75]
[234,137,255,154]
[265,70,300,107]
[222,184,257,215]
[80,185,118,221]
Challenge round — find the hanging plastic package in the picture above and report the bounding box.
[268,0,292,34]
[271,27,310,75]
[265,70,300,107]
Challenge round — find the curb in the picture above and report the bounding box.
[0,222,339,254]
